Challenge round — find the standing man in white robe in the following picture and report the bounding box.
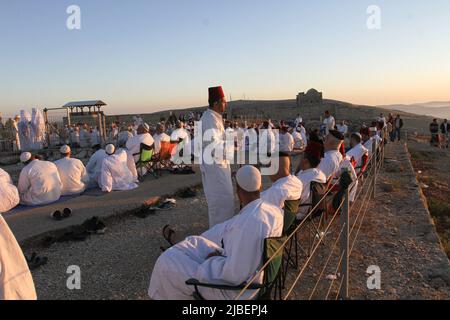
[12,115,21,151]
[18,152,62,206]
[0,215,37,300]
[292,127,304,150]
[200,86,235,227]
[317,130,344,181]
[148,165,283,300]
[18,110,32,151]
[279,126,294,153]
[54,145,89,196]
[30,108,46,150]
[100,144,138,193]
[323,110,336,136]
[0,168,20,213]
[261,153,302,209]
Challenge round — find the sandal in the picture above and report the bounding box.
[162,225,175,246]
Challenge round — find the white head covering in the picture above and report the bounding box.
[236,165,261,192]
[105,144,115,155]
[143,123,150,131]
[20,152,32,163]
[60,145,71,154]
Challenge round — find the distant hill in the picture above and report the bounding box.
[378,102,450,119]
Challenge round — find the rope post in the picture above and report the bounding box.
[339,187,350,299]
[372,139,377,199]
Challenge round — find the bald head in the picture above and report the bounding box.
[324,133,343,151]
[269,153,291,183]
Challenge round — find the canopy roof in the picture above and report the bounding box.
[63,100,107,108]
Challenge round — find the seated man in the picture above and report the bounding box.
[153,123,170,154]
[279,126,294,153]
[117,141,138,183]
[296,142,327,219]
[148,165,283,300]
[18,152,62,206]
[100,144,138,193]
[333,144,358,203]
[126,124,155,163]
[0,168,20,213]
[317,130,344,181]
[0,215,36,300]
[54,145,89,196]
[86,144,107,188]
[347,133,369,175]
[170,121,191,160]
[261,152,302,209]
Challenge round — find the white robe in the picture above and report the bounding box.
[0,168,20,213]
[318,150,343,180]
[261,175,303,209]
[0,215,37,300]
[333,155,359,202]
[18,160,62,206]
[30,108,46,150]
[86,149,107,186]
[18,111,32,151]
[153,132,170,154]
[126,133,155,162]
[100,152,138,193]
[296,168,327,217]
[292,131,304,150]
[323,116,336,135]
[279,133,294,152]
[54,157,89,196]
[12,121,20,151]
[149,199,283,300]
[117,148,138,183]
[200,109,235,227]
[347,143,369,170]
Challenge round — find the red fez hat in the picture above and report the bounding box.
[304,141,324,162]
[208,86,225,103]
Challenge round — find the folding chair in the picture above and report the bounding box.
[186,236,286,300]
[153,141,177,174]
[135,143,155,181]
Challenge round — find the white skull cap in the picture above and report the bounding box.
[105,144,116,155]
[20,152,32,163]
[236,165,261,192]
[60,145,71,154]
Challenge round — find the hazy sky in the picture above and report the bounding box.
[1,0,450,117]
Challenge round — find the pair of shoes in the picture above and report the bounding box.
[26,252,48,270]
[149,199,176,211]
[51,208,72,221]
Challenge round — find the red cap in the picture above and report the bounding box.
[208,86,225,103]
[304,141,324,162]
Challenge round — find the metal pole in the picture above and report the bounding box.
[372,138,377,199]
[339,188,350,299]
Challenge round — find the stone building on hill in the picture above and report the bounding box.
[297,88,323,107]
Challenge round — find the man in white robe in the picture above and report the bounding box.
[317,130,344,181]
[86,145,107,187]
[117,125,133,148]
[18,152,62,206]
[148,165,283,300]
[100,144,138,193]
[261,153,302,209]
[54,145,89,196]
[30,108,46,150]
[0,168,20,213]
[0,215,37,300]
[323,111,336,136]
[347,133,369,174]
[200,86,235,227]
[153,123,170,154]
[279,127,294,153]
[292,127,304,150]
[18,110,32,151]
[12,115,21,151]
[126,124,155,162]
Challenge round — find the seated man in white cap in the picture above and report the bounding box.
[0,168,20,213]
[148,165,283,300]
[0,214,37,300]
[86,144,107,188]
[100,144,138,193]
[18,152,62,206]
[54,145,89,196]
[317,130,344,181]
[261,152,302,210]
[126,124,154,163]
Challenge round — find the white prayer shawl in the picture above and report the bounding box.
[79,129,91,148]
[323,116,336,135]
[86,149,107,186]
[0,168,20,213]
[261,175,303,209]
[200,109,234,227]
[54,157,89,196]
[149,199,283,300]
[30,108,46,150]
[296,168,327,217]
[0,215,37,300]
[18,160,62,206]
[90,129,101,146]
[347,143,369,169]
[279,133,294,152]
[18,110,32,151]
[292,131,303,150]
[317,150,343,180]
[153,132,170,154]
[100,151,138,193]
[126,133,155,162]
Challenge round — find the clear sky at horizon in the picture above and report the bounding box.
[1,0,450,117]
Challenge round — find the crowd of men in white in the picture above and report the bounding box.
[0,87,387,300]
